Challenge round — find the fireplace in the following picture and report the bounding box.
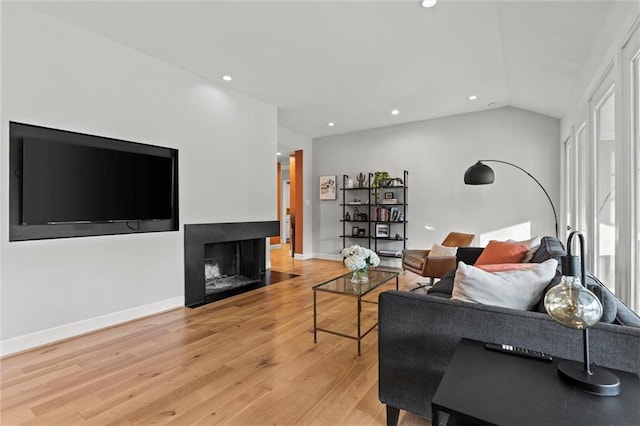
[184,221,279,307]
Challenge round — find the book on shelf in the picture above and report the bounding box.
[375,206,404,222]
[378,249,402,257]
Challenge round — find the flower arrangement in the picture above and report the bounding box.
[342,245,380,283]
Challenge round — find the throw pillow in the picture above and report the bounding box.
[507,236,541,262]
[474,240,529,265]
[476,263,537,273]
[429,243,457,257]
[452,259,558,310]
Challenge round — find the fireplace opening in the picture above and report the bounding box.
[204,239,263,296]
[185,221,298,308]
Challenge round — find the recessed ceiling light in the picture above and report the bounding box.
[391,109,400,116]
[468,95,478,101]
[419,0,437,8]
[328,122,335,127]
[277,152,282,156]
[222,75,232,81]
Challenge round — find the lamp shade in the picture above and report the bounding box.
[464,161,495,185]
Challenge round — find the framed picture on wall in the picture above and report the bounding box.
[319,175,337,200]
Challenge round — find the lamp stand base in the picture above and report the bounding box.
[557,361,621,396]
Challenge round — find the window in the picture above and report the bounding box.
[575,118,590,242]
[564,136,575,236]
[593,84,616,292]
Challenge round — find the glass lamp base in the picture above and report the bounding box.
[557,361,621,396]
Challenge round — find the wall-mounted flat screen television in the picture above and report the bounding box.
[10,122,179,241]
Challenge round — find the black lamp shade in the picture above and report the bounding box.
[464,162,495,185]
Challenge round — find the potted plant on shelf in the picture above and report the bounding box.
[372,171,404,203]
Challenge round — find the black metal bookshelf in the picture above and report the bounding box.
[340,171,408,259]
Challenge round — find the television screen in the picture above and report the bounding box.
[22,137,175,225]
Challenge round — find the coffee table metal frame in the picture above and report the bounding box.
[312,269,399,355]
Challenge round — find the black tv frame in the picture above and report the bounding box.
[9,122,179,241]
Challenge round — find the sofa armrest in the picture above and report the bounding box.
[378,290,640,420]
[403,249,430,258]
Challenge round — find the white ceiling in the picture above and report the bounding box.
[25,1,624,139]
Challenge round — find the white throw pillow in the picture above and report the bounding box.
[429,243,457,257]
[452,258,558,310]
[507,236,541,262]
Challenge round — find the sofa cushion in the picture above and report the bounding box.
[585,272,640,326]
[530,236,566,264]
[474,240,529,265]
[456,247,485,266]
[452,259,558,310]
[427,271,455,297]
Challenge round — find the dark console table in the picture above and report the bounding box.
[431,339,640,426]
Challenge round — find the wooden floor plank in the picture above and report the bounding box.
[1,245,430,425]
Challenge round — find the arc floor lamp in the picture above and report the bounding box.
[463,160,559,238]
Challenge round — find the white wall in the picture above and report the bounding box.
[0,4,277,354]
[312,107,560,260]
[278,126,314,258]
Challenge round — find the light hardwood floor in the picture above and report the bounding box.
[1,246,431,425]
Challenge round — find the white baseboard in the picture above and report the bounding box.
[0,296,183,357]
[312,253,343,261]
[293,252,314,260]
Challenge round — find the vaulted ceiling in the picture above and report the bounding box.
[25,1,628,138]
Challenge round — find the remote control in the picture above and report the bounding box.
[484,343,553,362]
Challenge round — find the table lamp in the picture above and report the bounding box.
[544,231,620,396]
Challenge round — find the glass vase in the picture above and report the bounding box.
[351,267,369,284]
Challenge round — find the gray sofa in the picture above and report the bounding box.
[378,237,640,425]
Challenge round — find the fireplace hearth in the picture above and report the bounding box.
[184,221,279,307]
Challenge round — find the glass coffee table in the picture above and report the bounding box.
[312,269,399,355]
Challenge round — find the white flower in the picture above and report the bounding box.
[342,245,380,271]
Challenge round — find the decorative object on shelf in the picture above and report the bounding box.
[352,226,360,236]
[376,224,390,238]
[463,160,558,237]
[345,212,351,221]
[319,175,337,200]
[358,213,368,222]
[384,191,395,200]
[395,233,402,240]
[342,244,380,284]
[346,178,354,189]
[544,231,621,396]
[357,172,367,188]
[358,228,366,237]
[390,177,404,187]
[353,207,360,218]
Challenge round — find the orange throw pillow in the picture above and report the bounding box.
[474,240,529,265]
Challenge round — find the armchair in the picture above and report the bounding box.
[402,232,475,290]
